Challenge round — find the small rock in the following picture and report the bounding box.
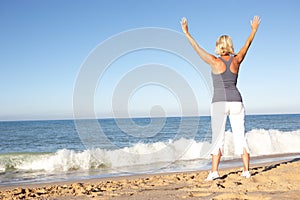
[36,188,48,195]
[13,188,25,195]
[85,185,93,191]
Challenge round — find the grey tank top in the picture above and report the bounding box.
[211,56,242,103]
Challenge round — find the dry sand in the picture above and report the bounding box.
[1,157,300,200]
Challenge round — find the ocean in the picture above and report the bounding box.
[0,114,300,186]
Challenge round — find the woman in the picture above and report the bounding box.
[181,16,261,180]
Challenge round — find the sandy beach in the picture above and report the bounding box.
[1,156,300,200]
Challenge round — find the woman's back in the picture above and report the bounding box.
[211,55,240,75]
[211,55,242,103]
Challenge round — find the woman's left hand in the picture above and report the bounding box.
[181,17,189,34]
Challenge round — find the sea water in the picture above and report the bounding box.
[0,114,300,186]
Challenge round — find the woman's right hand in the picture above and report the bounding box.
[181,17,189,34]
[250,16,261,31]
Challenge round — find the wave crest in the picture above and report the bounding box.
[0,129,300,173]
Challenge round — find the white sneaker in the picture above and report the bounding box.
[241,170,251,178]
[205,171,219,181]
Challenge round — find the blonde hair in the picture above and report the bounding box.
[215,35,235,56]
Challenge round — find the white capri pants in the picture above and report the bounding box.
[210,102,250,156]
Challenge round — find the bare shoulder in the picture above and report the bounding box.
[209,55,220,66]
[210,56,223,73]
[234,51,246,65]
[230,55,241,72]
[232,55,241,66]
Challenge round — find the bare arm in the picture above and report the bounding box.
[181,17,217,66]
[236,16,261,64]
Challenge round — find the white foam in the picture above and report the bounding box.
[246,129,300,156]
[1,129,300,173]
[17,149,104,172]
[0,166,5,173]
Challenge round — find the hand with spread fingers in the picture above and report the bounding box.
[251,15,261,31]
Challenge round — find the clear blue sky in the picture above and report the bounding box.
[1,0,300,121]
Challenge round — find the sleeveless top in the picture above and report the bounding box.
[211,56,242,103]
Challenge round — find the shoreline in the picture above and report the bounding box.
[1,153,300,199]
[1,152,299,188]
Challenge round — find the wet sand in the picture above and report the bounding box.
[1,157,300,200]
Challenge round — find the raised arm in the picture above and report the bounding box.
[181,17,217,66]
[236,16,261,64]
